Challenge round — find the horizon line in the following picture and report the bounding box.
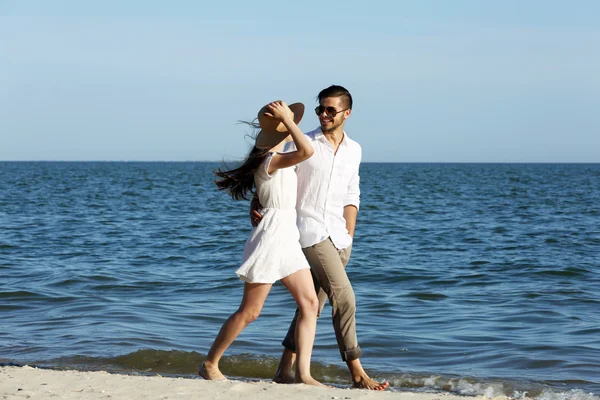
[1,160,599,165]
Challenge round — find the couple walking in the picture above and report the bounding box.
[200,85,389,390]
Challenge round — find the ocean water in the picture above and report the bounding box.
[1,161,599,399]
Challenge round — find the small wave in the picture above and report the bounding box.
[86,275,119,282]
[537,389,600,400]
[0,304,31,311]
[0,290,44,300]
[534,267,588,278]
[161,255,188,261]
[408,292,448,301]
[38,350,350,382]
[523,293,543,299]
[185,224,203,229]
[463,237,484,243]
[391,375,600,400]
[47,278,85,288]
[0,290,77,303]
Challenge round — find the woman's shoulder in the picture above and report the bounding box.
[255,151,278,179]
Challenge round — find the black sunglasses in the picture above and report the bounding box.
[314,105,349,118]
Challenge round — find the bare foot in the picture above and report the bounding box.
[273,349,296,384]
[352,376,389,391]
[273,371,295,384]
[198,361,227,381]
[295,376,329,388]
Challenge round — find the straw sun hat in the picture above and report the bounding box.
[254,102,305,149]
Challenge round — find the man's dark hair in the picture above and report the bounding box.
[317,85,353,110]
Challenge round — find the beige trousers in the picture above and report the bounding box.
[281,237,363,361]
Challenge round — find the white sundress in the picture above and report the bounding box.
[235,152,310,284]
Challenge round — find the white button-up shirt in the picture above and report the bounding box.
[285,128,362,250]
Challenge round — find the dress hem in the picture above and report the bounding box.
[236,265,310,284]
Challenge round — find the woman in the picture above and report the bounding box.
[199,100,323,387]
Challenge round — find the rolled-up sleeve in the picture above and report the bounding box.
[344,146,361,210]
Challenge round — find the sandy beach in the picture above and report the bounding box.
[0,366,514,400]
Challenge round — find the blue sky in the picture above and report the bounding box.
[1,1,599,162]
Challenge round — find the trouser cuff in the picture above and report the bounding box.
[341,346,363,362]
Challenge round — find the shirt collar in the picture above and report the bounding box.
[314,128,349,147]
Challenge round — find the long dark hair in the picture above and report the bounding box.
[213,121,270,200]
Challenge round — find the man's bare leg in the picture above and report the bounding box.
[273,348,296,384]
[347,358,389,390]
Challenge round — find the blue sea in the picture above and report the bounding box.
[1,162,599,399]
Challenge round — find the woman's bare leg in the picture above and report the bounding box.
[281,269,324,387]
[199,282,272,380]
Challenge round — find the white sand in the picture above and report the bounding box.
[0,366,512,400]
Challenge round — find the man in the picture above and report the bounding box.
[252,85,389,390]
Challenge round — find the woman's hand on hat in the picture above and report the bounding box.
[264,100,292,122]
